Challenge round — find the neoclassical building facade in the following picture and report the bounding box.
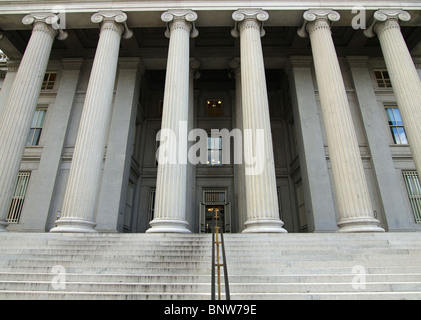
[0,1,420,234]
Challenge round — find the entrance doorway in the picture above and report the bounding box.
[204,205,225,233]
[200,189,231,233]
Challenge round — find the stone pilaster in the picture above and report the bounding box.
[51,11,132,233]
[232,9,287,233]
[146,10,198,233]
[299,9,384,232]
[365,9,421,178]
[286,57,338,232]
[0,13,65,232]
[348,56,414,231]
[229,58,247,232]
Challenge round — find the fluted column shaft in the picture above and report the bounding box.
[232,9,286,233]
[230,58,248,232]
[0,14,62,232]
[147,10,198,233]
[300,10,383,232]
[368,10,421,178]
[51,11,130,233]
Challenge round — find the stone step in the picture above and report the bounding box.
[1,247,419,256]
[2,290,421,300]
[1,232,421,300]
[1,272,421,284]
[1,280,420,293]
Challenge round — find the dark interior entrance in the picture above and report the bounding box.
[204,205,225,233]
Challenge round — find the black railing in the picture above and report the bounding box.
[211,208,230,300]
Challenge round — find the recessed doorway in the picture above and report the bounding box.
[200,189,231,233]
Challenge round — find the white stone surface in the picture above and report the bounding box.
[371,10,421,179]
[232,9,286,233]
[1,232,421,300]
[287,57,338,232]
[0,14,59,232]
[51,11,130,233]
[147,10,198,233]
[301,10,384,233]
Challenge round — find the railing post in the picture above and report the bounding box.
[210,207,230,300]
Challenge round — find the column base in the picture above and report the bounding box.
[337,217,385,233]
[146,219,191,233]
[50,217,97,233]
[242,219,288,233]
[0,221,8,232]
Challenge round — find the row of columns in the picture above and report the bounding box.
[0,8,419,233]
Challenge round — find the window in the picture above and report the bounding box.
[148,188,156,223]
[403,171,421,223]
[207,99,223,117]
[374,69,392,88]
[207,134,222,166]
[123,182,134,232]
[27,107,47,146]
[7,172,31,224]
[385,106,408,145]
[41,72,57,90]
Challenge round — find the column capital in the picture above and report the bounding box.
[161,9,198,39]
[22,12,67,40]
[364,9,411,38]
[231,9,269,38]
[297,9,340,38]
[91,11,133,39]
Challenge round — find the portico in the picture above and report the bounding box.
[0,2,421,234]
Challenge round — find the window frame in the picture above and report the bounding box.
[207,132,223,166]
[41,72,58,91]
[384,105,408,145]
[374,69,392,89]
[26,106,48,147]
[402,171,421,224]
[7,171,31,224]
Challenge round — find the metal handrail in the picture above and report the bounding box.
[211,208,230,300]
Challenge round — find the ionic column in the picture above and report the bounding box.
[146,10,198,233]
[229,58,247,232]
[365,9,421,177]
[0,13,66,232]
[298,9,384,232]
[232,9,286,233]
[51,11,132,233]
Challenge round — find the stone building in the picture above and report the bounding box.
[0,0,421,235]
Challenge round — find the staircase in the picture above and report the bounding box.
[1,232,421,300]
